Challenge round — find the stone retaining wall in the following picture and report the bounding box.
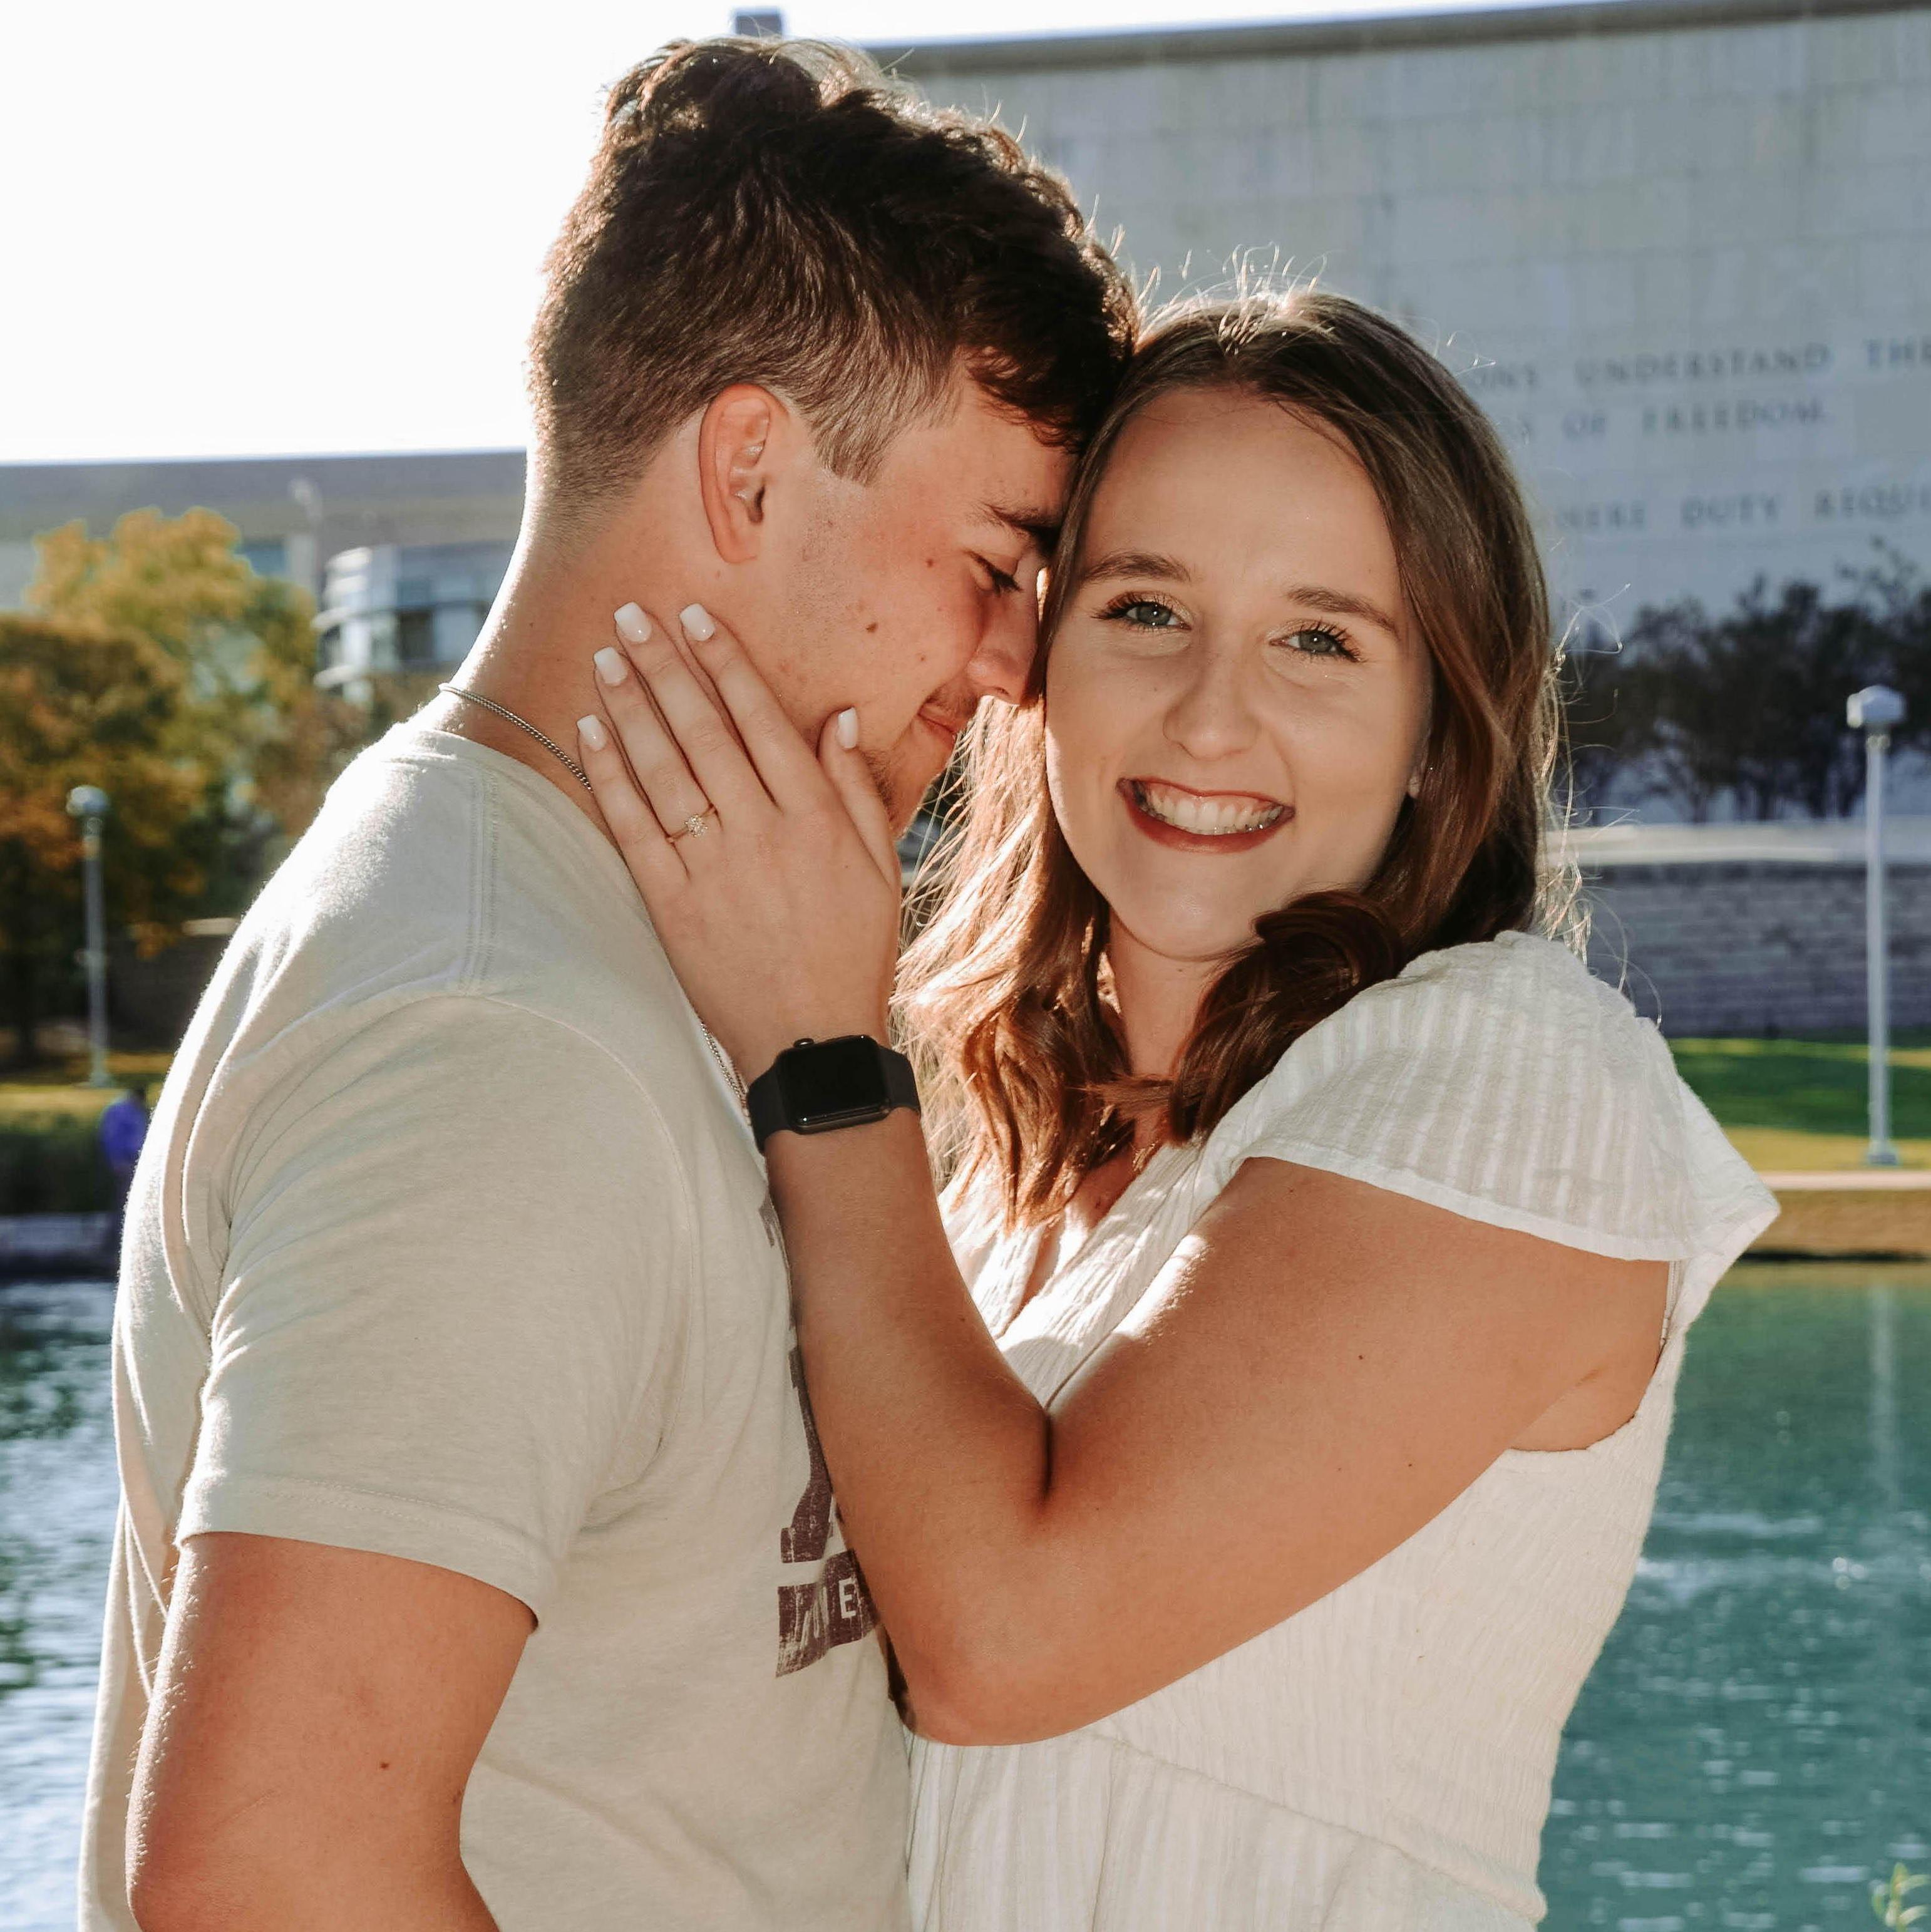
[1581,858,1931,1035]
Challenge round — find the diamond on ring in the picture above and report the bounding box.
[683,814,709,839]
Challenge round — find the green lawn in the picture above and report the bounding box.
[0,1052,173,1212]
[1666,1033,1931,1172]
[0,1051,173,1126]
[0,1039,1925,1187]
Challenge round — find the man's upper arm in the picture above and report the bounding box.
[128,1000,687,1920]
[129,1533,529,1931]
[185,995,689,1618]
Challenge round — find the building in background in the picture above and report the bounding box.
[6,1,1925,644]
[315,540,517,691]
[883,0,1931,625]
[875,0,1931,1028]
[0,450,523,677]
[3,0,1927,1036]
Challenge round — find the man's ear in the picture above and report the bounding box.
[697,385,786,565]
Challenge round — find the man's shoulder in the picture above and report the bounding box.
[178,729,724,1167]
[236,729,492,1001]
[225,728,667,1030]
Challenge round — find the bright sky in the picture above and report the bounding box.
[3,0,1508,464]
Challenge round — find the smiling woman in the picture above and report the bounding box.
[906,292,1560,1213]
[574,287,1779,1932]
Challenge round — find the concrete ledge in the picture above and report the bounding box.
[1757,1169,1931,1189]
[0,1212,116,1283]
[1568,817,1931,869]
[1751,1171,1931,1259]
[10,1190,1921,1276]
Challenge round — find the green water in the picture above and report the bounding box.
[0,1283,118,1931]
[1,1272,1928,1929]
[1542,1268,1931,1926]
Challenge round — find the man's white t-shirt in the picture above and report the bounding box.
[81,725,909,1931]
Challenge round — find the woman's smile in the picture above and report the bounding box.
[1120,777,1291,854]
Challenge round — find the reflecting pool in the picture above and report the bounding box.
[1,1283,116,1932]
[1542,1266,1931,1927]
[1,1270,1928,1929]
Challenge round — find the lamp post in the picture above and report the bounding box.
[1847,686,1906,1167]
[65,785,112,1088]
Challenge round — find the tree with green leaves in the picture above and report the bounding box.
[26,508,371,893]
[1558,614,1661,815]
[0,615,207,1065]
[1569,552,1930,822]
[1850,545,1931,757]
[1622,582,1886,820]
[1,508,403,1062]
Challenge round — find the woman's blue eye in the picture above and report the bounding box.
[1284,624,1352,658]
[1108,597,1179,629]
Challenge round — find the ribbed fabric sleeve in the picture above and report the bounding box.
[1200,931,1777,1268]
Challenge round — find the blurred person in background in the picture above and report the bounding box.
[96,1082,147,1252]
[85,36,1131,1932]
[575,289,1779,1932]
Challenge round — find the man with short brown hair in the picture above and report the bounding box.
[86,37,1131,1932]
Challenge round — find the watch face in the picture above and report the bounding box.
[776,1036,892,1129]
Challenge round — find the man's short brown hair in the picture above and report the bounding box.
[529,38,1136,515]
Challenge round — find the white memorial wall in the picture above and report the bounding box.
[893,0,1931,625]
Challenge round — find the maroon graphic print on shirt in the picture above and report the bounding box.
[778,1345,879,1675]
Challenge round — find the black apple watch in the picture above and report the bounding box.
[746,1035,921,1152]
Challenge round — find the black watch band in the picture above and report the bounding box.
[746,1035,920,1152]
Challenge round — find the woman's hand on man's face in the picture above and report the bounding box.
[576,601,903,1083]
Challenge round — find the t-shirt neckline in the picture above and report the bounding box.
[381,720,643,897]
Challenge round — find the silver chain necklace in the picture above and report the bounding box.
[436,683,748,1113]
[439,683,592,793]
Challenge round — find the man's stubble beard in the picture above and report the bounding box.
[867,748,917,840]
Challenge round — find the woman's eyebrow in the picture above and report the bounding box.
[1079,548,1192,585]
[1283,583,1402,637]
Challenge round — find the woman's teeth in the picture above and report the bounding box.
[1131,780,1286,836]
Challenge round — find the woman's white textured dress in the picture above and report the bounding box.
[905,933,1779,1930]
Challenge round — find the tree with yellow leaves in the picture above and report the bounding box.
[1,507,389,1062]
[27,506,374,846]
[0,615,207,1064]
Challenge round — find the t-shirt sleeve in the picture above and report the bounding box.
[177,994,690,1619]
[1200,934,1777,1267]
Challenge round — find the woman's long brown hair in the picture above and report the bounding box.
[898,289,1575,1229]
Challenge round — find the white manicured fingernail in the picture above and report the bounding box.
[837,706,859,750]
[679,602,716,642]
[578,715,607,750]
[614,602,651,644]
[594,647,629,686]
